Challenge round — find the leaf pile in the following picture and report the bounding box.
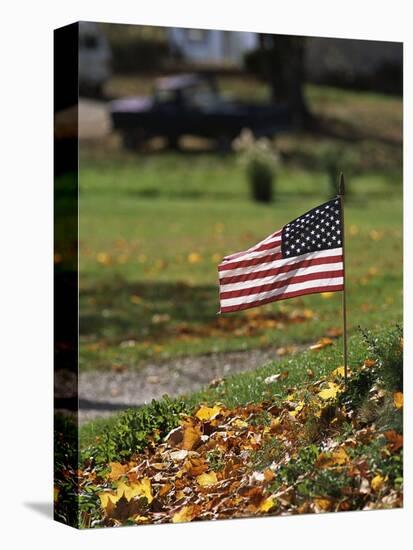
[74,363,403,527]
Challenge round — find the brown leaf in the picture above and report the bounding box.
[182,421,202,451]
[384,430,403,452]
[309,337,333,351]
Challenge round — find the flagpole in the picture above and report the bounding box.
[338,172,348,385]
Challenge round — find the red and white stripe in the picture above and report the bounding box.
[218,230,343,313]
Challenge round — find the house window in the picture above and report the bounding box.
[186,28,208,43]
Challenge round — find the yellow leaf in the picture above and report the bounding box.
[316,447,349,468]
[96,252,111,265]
[172,505,198,523]
[99,491,120,510]
[130,295,142,304]
[318,382,341,400]
[260,496,276,512]
[332,366,345,378]
[314,497,332,512]
[195,404,222,421]
[108,462,129,481]
[116,479,153,503]
[188,252,202,264]
[133,515,149,523]
[321,292,334,299]
[233,418,249,429]
[371,474,385,492]
[393,392,403,409]
[289,401,305,417]
[196,471,218,487]
[369,230,382,241]
[53,486,59,503]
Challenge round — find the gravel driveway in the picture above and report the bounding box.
[78,347,292,424]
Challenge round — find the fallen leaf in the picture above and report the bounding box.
[195,405,222,422]
[196,471,218,487]
[371,474,385,492]
[363,359,376,368]
[264,371,288,384]
[310,337,333,351]
[159,483,173,497]
[331,366,345,378]
[326,327,343,338]
[260,496,276,512]
[108,462,129,481]
[172,505,199,523]
[318,382,341,400]
[170,449,189,461]
[314,497,332,512]
[116,479,153,504]
[384,430,403,452]
[393,392,403,409]
[289,401,305,417]
[316,447,349,469]
[182,421,202,450]
[188,252,202,264]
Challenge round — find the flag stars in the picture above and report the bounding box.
[282,198,342,257]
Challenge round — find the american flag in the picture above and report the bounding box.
[218,197,344,313]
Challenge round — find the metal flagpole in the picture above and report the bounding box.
[338,172,348,385]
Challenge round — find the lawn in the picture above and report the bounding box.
[79,83,402,371]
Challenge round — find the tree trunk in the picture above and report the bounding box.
[258,34,312,128]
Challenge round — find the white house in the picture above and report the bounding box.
[168,28,257,66]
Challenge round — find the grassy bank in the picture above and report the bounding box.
[56,325,403,527]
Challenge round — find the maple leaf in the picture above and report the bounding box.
[393,392,403,409]
[99,478,153,516]
[195,404,222,421]
[316,447,349,469]
[318,382,341,400]
[116,479,153,503]
[108,462,129,481]
[196,471,218,487]
[172,505,199,523]
[259,496,276,512]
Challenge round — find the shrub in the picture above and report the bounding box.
[233,129,280,203]
[85,396,189,466]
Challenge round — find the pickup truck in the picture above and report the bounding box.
[110,73,291,150]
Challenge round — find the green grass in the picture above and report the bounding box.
[79,325,402,454]
[77,82,402,371]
